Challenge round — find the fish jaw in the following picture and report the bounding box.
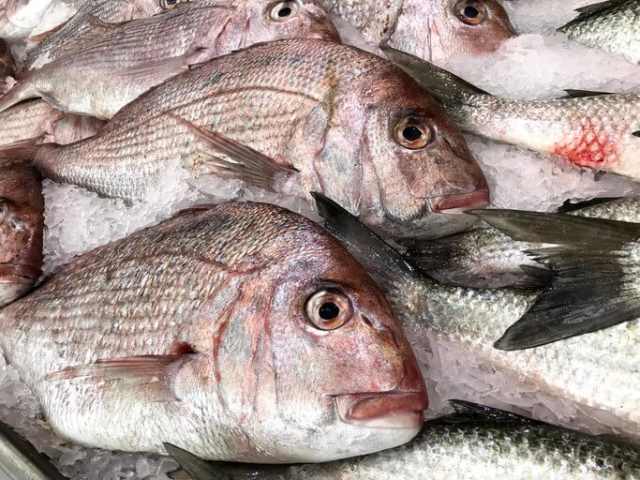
[334,390,426,429]
[429,188,490,213]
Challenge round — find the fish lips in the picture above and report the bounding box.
[334,390,427,429]
[429,188,490,214]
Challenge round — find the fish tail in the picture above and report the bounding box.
[470,209,640,350]
[0,140,40,164]
[32,143,62,179]
[0,72,39,113]
[382,46,490,108]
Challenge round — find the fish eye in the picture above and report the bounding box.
[394,116,433,150]
[454,0,487,26]
[305,289,353,331]
[269,1,299,21]
[160,0,181,10]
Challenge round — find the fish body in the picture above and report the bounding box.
[33,39,489,239]
[560,0,640,64]
[24,0,178,71]
[0,202,427,461]
[168,403,640,480]
[0,0,339,119]
[0,161,43,306]
[315,0,515,66]
[0,420,68,480]
[315,194,640,442]
[385,48,640,181]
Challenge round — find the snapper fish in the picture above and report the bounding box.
[0,201,427,461]
[25,39,489,239]
[1,0,340,119]
[0,161,43,307]
[313,0,515,66]
[384,47,640,182]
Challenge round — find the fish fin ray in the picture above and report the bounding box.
[115,56,191,83]
[170,114,297,191]
[445,400,532,425]
[559,0,626,30]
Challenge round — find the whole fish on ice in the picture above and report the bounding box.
[559,0,640,64]
[168,402,640,480]
[315,193,640,442]
[0,201,427,461]
[385,47,640,181]
[0,0,339,119]
[31,39,489,239]
[0,161,43,306]
[314,0,515,66]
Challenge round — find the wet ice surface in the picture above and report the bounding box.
[3,1,640,478]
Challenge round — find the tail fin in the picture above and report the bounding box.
[0,73,39,113]
[382,46,489,107]
[471,209,640,350]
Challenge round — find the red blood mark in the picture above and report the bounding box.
[212,317,230,383]
[552,120,618,169]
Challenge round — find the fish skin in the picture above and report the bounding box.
[560,0,640,64]
[385,49,640,181]
[0,0,340,119]
[0,201,427,462]
[167,405,640,480]
[405,197,640,288]
[0,161,43,307]
[0,99,103,150]
[313,0,515,66]
[0,420,68,480]
[314,194,640,442]
[23,0,180,71]
[32,39,489,239]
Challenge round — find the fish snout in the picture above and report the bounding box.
[429,188,490,213]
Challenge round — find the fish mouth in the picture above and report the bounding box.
[334,391,427,429]
[429,189,490,214]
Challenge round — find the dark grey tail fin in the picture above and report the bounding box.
[382,46,489,107]
[471,209,640,350]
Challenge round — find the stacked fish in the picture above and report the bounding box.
[0,0,640,479]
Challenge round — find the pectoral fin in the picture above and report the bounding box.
[170,114,297,191]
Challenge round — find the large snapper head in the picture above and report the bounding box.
[0,164,43,306]
[214,0,339,50]
[389,0,515,65]
[321,66,489,239]
[194,209,426,462]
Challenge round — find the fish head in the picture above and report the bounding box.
[390,0,515,64]
[0,165,43,306]
[237,0,340,45]
[198,210,426,462]
[351,69,489,238]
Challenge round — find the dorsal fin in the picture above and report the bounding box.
[559,0,627,30]
[563,89,613,98]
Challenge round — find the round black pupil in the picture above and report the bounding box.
[403,126,423,142]
[279,6,292,17]
[167,0,177,4]
[464,6,479,18]
[319,302,340,320]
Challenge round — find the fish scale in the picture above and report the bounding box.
[0,100,62,148]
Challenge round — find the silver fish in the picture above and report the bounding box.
[314,0,515,66]
[166,402,640,480]
[0,0,339,119]
[404,197,640,288]
[30,39,489,239]
[0,201,427,461]
[0,420,68,480]
[384,47,640,182]
[559,0,640,64]
[314,193,640,442]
